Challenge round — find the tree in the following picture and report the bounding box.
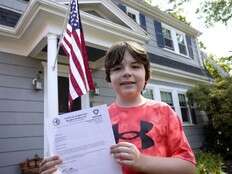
[187,54,232,159]
[168,11,190,25]
[204,55,232,79]
[167,0,232,26]
[144,0,152,4]
[196,0,232,26]
[187,77,232,159]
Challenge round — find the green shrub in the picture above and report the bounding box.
[187,77,232,159]
[196,151,225,174]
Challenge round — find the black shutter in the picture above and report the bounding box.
[139,13,146,30]
[154,20,164,48]
[118,3,126,13]
[186,35,194,59]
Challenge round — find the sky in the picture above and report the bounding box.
[150,0,232,57]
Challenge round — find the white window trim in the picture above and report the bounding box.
[145,84,194,126]
[126,6,140,25]
[161,23,190,58]
[58,1,69,5]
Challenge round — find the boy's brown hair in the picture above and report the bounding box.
[104,41,150,83]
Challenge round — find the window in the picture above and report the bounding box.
[0,7,21,27]
[142,88,154,100]
[144,84,196,125]
[176,33,187,55]
[126,6,140,24]
[162,27,174,50]
[189,103,197,124]
[178,94,189,122]
[161,24,189,56]
[127,12,136,22]
[160,91,175,110]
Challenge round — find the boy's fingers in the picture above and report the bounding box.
[113,152,133,160]
[40,156,60,166]
[40,159,62,172]
[40,166,57,174]
[117,159,134,166]
[111,142,134,152]
[111,142,133,149]
[117,142,134,147]
[111,146,131,154]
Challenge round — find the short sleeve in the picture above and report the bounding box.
[166,106,196,165]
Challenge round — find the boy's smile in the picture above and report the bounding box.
[120,81,136,85]
[109,50,146,103]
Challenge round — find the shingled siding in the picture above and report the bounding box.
[0,52,43,174]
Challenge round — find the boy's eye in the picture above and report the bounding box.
[132,64,142,69]
[111,66,122,71]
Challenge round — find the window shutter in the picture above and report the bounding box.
[139,13,146,30]
[186,35,194,58]
[118,3,126,13]
[154,20,164,48]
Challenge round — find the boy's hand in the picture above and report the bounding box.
[39,155,62,174]
[110,142,141,169]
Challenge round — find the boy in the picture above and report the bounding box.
[39,41,196,174]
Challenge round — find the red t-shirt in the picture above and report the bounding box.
[108,100,196,174]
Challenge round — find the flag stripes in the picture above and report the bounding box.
[61,0,94,110]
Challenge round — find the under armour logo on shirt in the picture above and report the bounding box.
[113,120,155,149]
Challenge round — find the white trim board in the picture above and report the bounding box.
[0,0,149,57]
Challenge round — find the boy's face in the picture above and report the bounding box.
[109,50,146,100]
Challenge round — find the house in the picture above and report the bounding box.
[0,0,211,173]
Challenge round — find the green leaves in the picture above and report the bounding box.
[167,0,232,26]
[196,151,224,174]
[204,55,232,79]
[198,0,232,26]
[187,77,232,159]
[168,11,191,25]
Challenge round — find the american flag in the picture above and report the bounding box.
[61,0,95,110]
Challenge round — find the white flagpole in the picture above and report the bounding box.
[52,0,71,71]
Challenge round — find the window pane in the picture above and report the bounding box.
[178,94,187,106]
[164,38,174,50]
[181,108,189,122]
[161,91,173,105]
[162,28,174,50]
[179,44,187,55]
[160,91,174,110]
[162,28,172,39]
[176,33,184,44]
[142,89,154,99]
[127,12,136,22]
[190,108,197,124]
[178,94,190,122]
[176,33,187,55]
